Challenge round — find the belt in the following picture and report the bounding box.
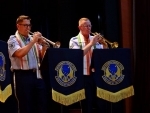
[83,75,91,76]
[14,69,36,72]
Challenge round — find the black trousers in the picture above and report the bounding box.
[14,70,48,113]
[81,75,96,113]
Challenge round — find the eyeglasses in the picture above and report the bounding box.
[19,24,32,27]
[81,25,92,28]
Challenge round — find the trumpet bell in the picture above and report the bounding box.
[110,42,119,48]
[91,32,119,49]
[53,41,61,48]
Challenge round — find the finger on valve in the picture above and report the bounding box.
[32,34,39,42]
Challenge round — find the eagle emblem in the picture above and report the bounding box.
[0,52,6,81]
[102,60,124,85]
[55,61,77,87]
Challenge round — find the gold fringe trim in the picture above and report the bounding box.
[97,85,134,102]
[0,84,12,103]
[52,88,85,106]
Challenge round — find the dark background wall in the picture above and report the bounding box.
[0,0,120,48]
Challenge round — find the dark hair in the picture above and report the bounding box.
[16,15,31,24]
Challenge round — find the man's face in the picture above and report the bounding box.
[79,20,92,35]
[17,19,31,37]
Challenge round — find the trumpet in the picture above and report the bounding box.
[29,31,61,48]
[91,32,119,48]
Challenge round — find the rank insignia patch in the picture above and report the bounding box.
[8,41,15,49]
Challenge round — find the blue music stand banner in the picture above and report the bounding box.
[41,48,85,106]
[92,48,134,102]
[0,40,12,103]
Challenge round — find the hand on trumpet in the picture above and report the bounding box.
[90,33,108,49]
[38,37,50,48]
[32,31,42,43]
[90,34,100,45]
[98,34,108,49]
[32,31,50,48]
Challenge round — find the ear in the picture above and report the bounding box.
[78,25,81,30]
[16,24,19,29]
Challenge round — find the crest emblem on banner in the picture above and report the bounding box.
[0,52,6,81]
[102,60,124,85]
[55,61,77,87]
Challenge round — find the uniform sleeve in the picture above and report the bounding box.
[7,35,21,57]
[69,37,80,49]
[95,42,103,49]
